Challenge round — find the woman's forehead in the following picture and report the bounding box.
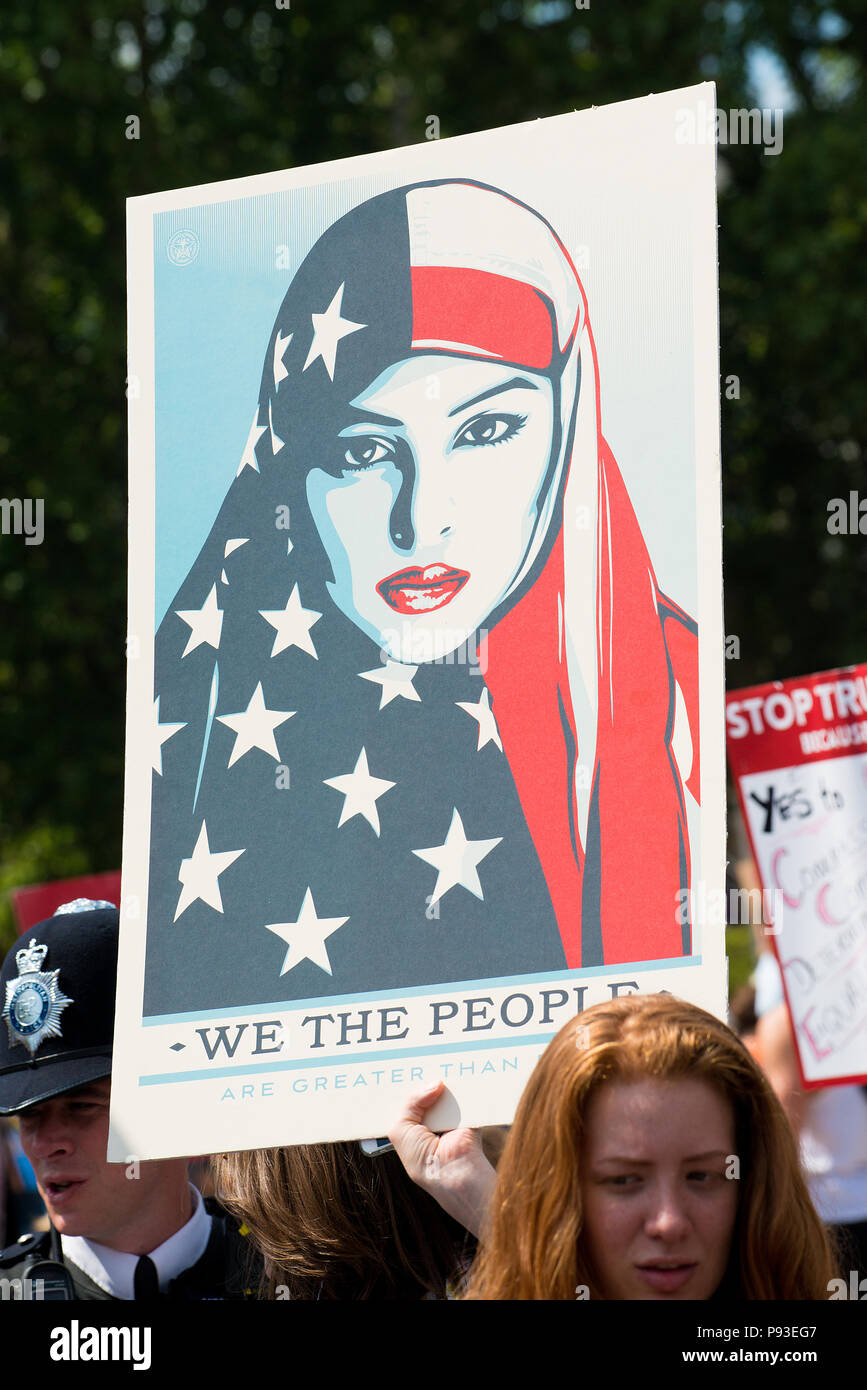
[349,355,550,417]
[584,1076,735,1150]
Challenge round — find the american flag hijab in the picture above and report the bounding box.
[144,181,699,1016]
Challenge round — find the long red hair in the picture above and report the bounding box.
[466,995,837,1300]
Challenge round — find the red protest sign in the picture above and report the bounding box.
[10,872,121,935]
[727,666,867,1089]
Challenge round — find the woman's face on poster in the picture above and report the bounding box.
[305,355,556,664]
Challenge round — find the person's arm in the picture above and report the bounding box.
[755,1002,807,1133]
[388,1082,497,1239]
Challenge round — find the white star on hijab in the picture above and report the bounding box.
[152,697,186,775]
[303,283,366,380]
[413,808,502,907]
[265,889,350,976]
[175,584,223,657]
[220,538,249,587]
[324,747,395,836]
[260,584,322,659]
[236,411,267,475]
[273,329,293,387]
[174,821,245,921]
[456,688,503,751]
[359,661,420,709]
[216,682,295,768]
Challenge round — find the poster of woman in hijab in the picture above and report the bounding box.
[116,88,726,1156]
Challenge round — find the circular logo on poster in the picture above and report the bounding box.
[167,229,200,266]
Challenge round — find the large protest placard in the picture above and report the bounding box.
[111,83,725,1159]
[727,667,867,1088]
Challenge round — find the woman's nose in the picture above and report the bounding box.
[388,448,455,553]
[644,1185,692,1241]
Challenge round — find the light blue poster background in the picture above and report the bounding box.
[154,172,395,629]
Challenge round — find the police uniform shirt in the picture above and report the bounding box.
[0,1196,258,1300]
[60,1183,212,1299]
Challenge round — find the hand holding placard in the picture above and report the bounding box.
[389,1082,496,1238]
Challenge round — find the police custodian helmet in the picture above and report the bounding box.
[0,899,119,1114]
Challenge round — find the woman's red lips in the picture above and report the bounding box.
[377,565,469,614]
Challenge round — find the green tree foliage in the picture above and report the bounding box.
[0,2,864,949]
[720,7,867,677]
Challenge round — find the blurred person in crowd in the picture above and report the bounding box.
[0,1118,22,1247]
[728,981,762,1066]
[390,994,838,1299]
[0,900,256,1300]
[754,945,867,1281]
[3,1120,47,1236]
[215,1138,475,1299]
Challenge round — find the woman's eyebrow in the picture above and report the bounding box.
[448,375,541,418]
[340,406,403,428]
[595,1150,729,1166]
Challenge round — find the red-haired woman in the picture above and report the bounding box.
[390,995,837,1299]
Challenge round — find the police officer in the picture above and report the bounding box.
[0,899,257,1300]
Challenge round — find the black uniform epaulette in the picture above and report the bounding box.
[0,1231,48,1268]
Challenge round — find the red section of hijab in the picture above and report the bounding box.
[410,266,554,369]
